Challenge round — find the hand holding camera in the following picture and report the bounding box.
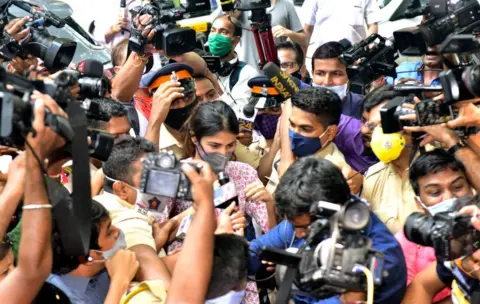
[4,17,31,43]
[26,91,67,160]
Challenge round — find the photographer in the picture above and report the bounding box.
[0,92,65,302]
[361,85,420,233]
[396,150,475,303]
[249,157,407,303]
[401,195,480,304]
[311,41,363,120]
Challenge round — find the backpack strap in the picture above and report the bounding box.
[229,61,247,91]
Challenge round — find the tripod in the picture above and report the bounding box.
[250,9,278,70]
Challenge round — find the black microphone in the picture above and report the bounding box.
[120,0,127,35]
[219,0,235,12]
[262,62,300,100]
[76,59,104,78]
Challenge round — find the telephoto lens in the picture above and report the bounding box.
[404,212,435,247]
[78,77,110,99]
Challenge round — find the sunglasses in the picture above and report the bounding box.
[280,62,297,69]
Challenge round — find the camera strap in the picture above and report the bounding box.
[63,102,92,256]
[276,243,307,304]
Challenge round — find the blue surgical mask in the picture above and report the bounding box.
[417,197,457,215]
[289,128,329,157]
[313,83,348,100]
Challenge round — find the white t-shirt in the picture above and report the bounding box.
[302,0,380,74]
[93,0,142,50]
[236,0,304,74]
[218,56,260,113]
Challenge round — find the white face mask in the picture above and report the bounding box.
[205,290,246,304]
[417,197,457,215]
[312,83,348,100]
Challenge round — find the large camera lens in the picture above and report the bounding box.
[463,65,480,98]
[78,77,109,99]
[25,29,77,70]
[340,201,370,231]
[404,212,435,247]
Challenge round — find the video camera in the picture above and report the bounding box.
[404,210,480,261]
[0,67,113,161]
[392,0,480,56]
[139,151,200,201]
[260,197,385,300]
[339,35,398,94]
[128,0,196,56]
[0,1,77,70]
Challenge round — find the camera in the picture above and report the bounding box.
[404,211,480,261]
[380,96,454,134]
[260,197,385,299]
[63,71,110,100]
[235,0,271,11]
[139,151,199,200]
[339,35,398,94]
[128,0,196,56]
[393,0,480,56]
[0,1,77,70]
[439,66,480,105]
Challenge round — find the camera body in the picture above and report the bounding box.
[405,211,480,261]
[129,0,196,56]
[235,0,271,11]
[139,151,198,200]
[63,70,110,100]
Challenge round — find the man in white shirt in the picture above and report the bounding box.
[208,15,259,112]
[93,0,141,49]
[302,0,380,74]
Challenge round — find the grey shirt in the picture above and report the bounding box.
[235,0,303,73]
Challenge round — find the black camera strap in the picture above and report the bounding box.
[60,102,92,256]
[276,243,308,304]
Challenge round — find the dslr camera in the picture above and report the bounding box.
[0,1,77,70]
[128,0,196,56]
[261,197,385,299]
[139,151,199,200]
[404,210,480,262]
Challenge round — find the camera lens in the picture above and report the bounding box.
[78,77,109,99]
[404,212,435,247]
[157,154,175,169]
[340,201,370,231]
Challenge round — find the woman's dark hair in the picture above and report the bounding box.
[183,101,239,158]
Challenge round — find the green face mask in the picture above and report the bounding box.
[208,33,233,58]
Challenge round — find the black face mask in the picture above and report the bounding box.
[290,70,302,81]
[164,99,198,130]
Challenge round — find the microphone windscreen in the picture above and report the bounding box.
[262,62,300,100]
[76,59,104,78]
[120,0,126,7]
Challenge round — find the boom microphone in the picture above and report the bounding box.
[262,62,300,100]
[76,59,104,78]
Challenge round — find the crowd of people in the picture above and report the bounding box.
[1,0,480,303]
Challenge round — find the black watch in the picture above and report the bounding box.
[447,139,467,155]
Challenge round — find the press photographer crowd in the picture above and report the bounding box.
[2,0,480,302]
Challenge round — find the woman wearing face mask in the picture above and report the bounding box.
[395,150,474,303]
[170,101,277,233]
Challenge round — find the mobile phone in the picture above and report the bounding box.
[203,56,221,73]
[415,99,454,126]
[259,247,302,268]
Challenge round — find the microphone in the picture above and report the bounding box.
[262,62,300,100]
[219,0,234,12]
[76,59,104,78]
[120,0,127,35]
[214,172,239,209]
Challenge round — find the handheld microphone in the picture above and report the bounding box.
[262,62,300,100]
[76,59,104,78]
[120,0,127,35]
[219,0,234,12]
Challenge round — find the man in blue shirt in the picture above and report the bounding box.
[249,157,407,303]
[387,46,443,87]
[311,42,364,120]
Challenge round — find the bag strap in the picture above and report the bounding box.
[229,61,247,91]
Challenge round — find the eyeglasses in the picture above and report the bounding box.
[280,62,297,69]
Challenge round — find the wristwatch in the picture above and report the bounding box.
[447,139,468,155]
